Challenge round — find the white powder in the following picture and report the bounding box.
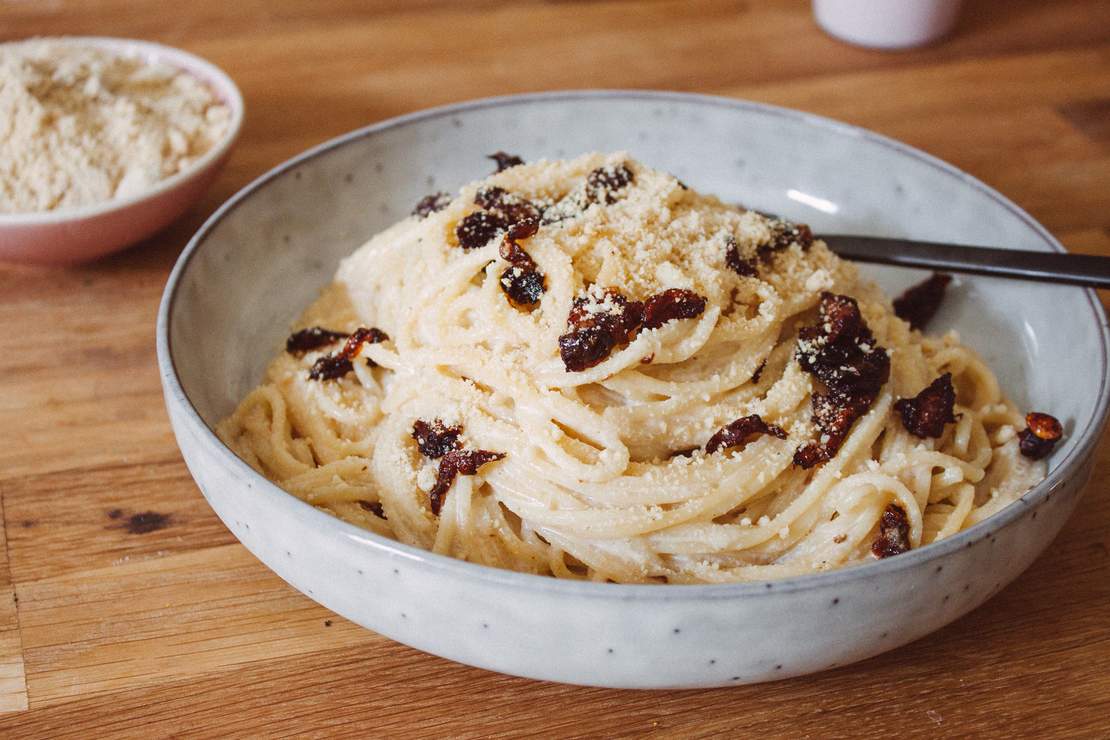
[0,39,231,214]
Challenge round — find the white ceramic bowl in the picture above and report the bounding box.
[0,37,244,265]
[157,91,1110,689]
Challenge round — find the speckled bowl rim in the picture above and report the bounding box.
[0,36,244,224]
[157,89,1110,600]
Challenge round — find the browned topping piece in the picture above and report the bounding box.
[893,273,953,331]
[893,373,957,438]
[499,218,540,265]
[412,192,452,218]
[501,266,546,307]
[357,500,387,519]
[778,221,813,248]
[498,217,546,307]
[428,449,506,515]
[473,186,505,211]
[558,288,644,372]
[793,292,890,468]
[585,163,634,205]
[455,210,509,250]
[341,327,388,363]
[1018,411,1063,460]
[757,220,814,263]
[308,354,355,381]
[705,415,786,455]
[488,151,524,172]
[725,235,758,278]
[308,326,389,380]
[796,293,889,394]
[412,419,463,459]
[505,217,540,243]
[558,286,709,371]
[871,504,911,558]
[751,360,766,384]
[474,186,542,225]
[793,392,874,468]
[642,289,707,330]
[286,326,347,354]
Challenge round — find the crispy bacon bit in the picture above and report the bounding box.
[412,419,463,459]
[341,327,388,363]
[558,326,626,372]
[725,236,758,278]
[488,151,524,172]
[558,287,708,371]
[501,266,546,307]
[308,326,389,380]
[793,391,874,467]
[642,289,707,330]
[751,360,766,384]
[1018,411,1063,460]
[705,415,786,455]
[585,163,634,205]
[558,288,644,372]
[796,293,889,394]
[307,354,354,381]
[357,500,387,519]
[773,220,813,250]
[1026,412,1063,441]
[757,220,814,263]
[474,187,505,211]
[458,188,546,286]
[474,186,542,225]
[499,219,540,263]
[893,273,953,331]
[455,210,509,250]
[793,293,890,468]
[498,217,546,307]
[792,441,829,468]
[872,504,911,558]
[412,192,452,218]
[894,373,957,438]
[286,327,347,354]
[428,449,506,515]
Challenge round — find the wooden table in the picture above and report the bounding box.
[2,1,1109,736]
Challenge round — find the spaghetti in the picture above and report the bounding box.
[218,153,1046,583]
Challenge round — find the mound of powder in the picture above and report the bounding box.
[0,39,231,214]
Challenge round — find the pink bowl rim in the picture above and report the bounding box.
[0,35,244,225]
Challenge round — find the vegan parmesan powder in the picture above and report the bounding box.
[0,39,231,214]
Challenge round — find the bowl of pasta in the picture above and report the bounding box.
[157,91,1110,688]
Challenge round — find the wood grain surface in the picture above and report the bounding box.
[2,1,1109,736]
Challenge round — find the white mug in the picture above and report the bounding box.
[813,0,964,50]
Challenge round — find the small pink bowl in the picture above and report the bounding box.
[0,37,244,266]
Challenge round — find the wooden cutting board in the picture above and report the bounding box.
[1,0,1109,736]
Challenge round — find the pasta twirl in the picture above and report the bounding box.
[218,153,1045,584]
